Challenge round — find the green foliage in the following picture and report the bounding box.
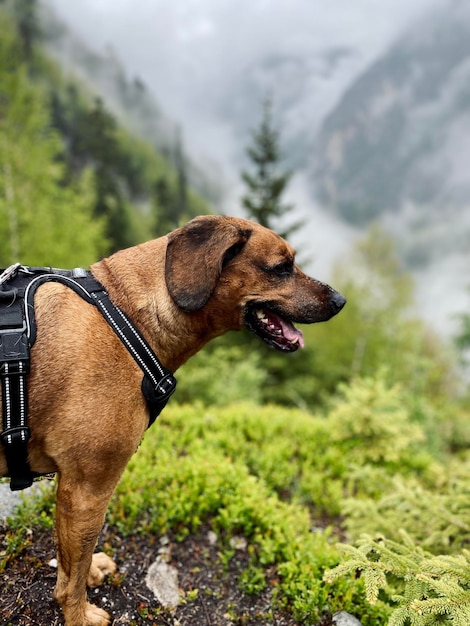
[318,384,470,624]
[0,2,212,262]
[455,315,470,352]
[148,372,437,521]
[177,344,268,406]
[160,374,436,517]
[10,0,39,62]
[327,375,426,466]
[326,226,456,400]
[6,396,416,620]
[342,478,470,554]
[0,8,107,266]
[108,401,390,623]
[325,534,470,626]
[48,81,207,250]
[106,380,440,624]
[6,385,470,623]
[436,404,470,454]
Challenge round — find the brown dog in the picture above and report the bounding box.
[0,215,345,625]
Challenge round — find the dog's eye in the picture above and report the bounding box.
[269,262,294,277]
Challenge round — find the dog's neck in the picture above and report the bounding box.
[90,239,227,372]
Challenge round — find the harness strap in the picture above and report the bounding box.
[0,265,177,491]
[87,286,177,420]
[23,271,177,422]
[0,362,31,491]
[0,282,32,490]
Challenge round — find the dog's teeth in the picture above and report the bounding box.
[256,310,265,319]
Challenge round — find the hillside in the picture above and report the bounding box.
[0,0,214,267]
[39,1,224,211]
[313,0,470,268]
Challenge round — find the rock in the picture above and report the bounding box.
[145,556,180,609]
[0,483,23,522]
[0,481,50,524]
[229,535,247,551]
[332,611,364,626]
[207,530,218,545]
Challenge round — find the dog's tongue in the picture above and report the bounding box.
[279,318,305,348]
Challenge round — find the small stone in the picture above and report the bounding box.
[207,530,218,545]
[158,545,172,560]
[146,556,180,609]
[48,558,58,569]
[332,611,364,626]
[229,535,247,551]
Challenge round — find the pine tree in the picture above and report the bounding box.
[12,0,39,63]
[71,96,138,251]
[241,98,302,240]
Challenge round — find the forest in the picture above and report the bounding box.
[1,1,470,625]
[0,0,210,270]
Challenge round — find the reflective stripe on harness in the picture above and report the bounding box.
[0,264,177,491]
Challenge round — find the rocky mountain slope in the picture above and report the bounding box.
[313,0,470,268]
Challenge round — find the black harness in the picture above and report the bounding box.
[0,263,176,491]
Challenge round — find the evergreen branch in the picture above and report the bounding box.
[325,533,470,625]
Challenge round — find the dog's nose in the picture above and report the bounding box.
[330,291,346,313]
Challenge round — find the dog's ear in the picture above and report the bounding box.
[165,216,251,311]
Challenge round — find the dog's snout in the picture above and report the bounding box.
[330,290,346,313]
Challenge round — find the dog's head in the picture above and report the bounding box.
[165,215,345,352]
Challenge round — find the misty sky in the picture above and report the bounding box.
[45,0,439,168]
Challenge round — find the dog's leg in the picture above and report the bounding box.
[54,475,117,626]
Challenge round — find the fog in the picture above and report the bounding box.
[45,0,437,166]
[44,0,468,335]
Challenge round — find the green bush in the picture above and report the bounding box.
[342,467,470,554]
[327,375,427,467]
[109,401,391,623]
[177,345,268,406]
[4,372,469,624]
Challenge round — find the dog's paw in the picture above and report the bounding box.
[87,552,117,588]
[84,602,111,625]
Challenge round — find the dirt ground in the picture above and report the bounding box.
[1,524,336,626]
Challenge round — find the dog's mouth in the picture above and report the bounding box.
[244,306,304,352]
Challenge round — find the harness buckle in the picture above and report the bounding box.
[141,373,177,427]
[0,263,21,286]
[142,373,177,403]
[157,375,177,399]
